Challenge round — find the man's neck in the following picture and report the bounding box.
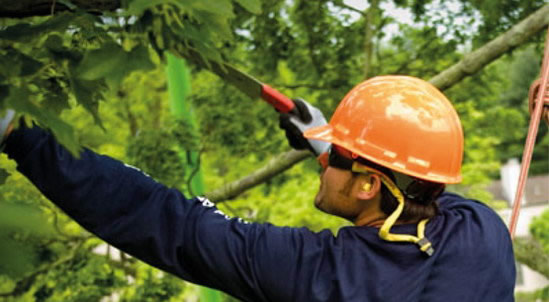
[353,196,386,227]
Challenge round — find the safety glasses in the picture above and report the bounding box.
[317,145,355,171]
[317,145,444,203]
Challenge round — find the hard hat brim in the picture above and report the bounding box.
[304,124,462,184]
[303,124,334,142]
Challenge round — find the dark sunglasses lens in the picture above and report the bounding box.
[328,148,354,170]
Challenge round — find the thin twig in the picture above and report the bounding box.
[50,0,56,15]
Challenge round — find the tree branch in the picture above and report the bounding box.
[429,4,549,91]
[205,149,311,202]
[391,35,439,75]
[514,237,549,278]
[363,0,380,79]
[205,5,549,203]
[0,0,120,18]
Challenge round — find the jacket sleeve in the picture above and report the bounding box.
[3,126,328,302]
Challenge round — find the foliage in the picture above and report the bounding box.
[0,0,261,158]
[0,158,58,281]
[530,209,549,254]
[30,253,128,302]
[119,267,184,302]
[126,118,200,190]
[514,236,549,279]
[456,0,546,45]
[514,210,549,299]
[515,286,549,302]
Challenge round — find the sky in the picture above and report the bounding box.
[341,0,480,42]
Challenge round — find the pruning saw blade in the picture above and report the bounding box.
[181,48,295,113]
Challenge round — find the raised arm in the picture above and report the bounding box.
[3,125,329,301]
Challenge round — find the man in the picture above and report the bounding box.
[0,76,515,301]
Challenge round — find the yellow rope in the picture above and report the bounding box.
[352,162,434,256]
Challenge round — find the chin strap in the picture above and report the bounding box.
[352,162,434,256]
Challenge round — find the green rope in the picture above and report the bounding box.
[166,53,223,301]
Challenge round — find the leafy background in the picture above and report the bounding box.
[0,0,548,301]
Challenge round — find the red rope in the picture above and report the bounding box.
[508,27,549,238]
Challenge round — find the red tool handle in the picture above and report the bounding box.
[261,84,295,113]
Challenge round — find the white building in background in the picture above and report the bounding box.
[486,158,549,293]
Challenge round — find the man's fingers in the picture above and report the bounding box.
[292,99,313,123]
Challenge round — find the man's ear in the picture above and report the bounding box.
[356,174,381,200]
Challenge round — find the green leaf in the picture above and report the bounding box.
[125,0,234,17]
[0,13,75,43]
[76,42,127,81]
[0,202,54,278]
[197,11,233,40]
[57,0,77,10]
[124,0,168,15]
[44,34,82,65]
[185,0,234,16]
[71,78,105,129]
[234,0,262,14]
[128,45,155,71]
[43,34,64,51]
[0,48,42,78]
[0,52,22,78]
[0,203,54,235]
[5,87,80,155]
[0,85,8,109]
[76,42,154,89]
[105,45,155,88]
[18,52,44,77]
[0,23,33,42]
[42,90,70,115]
[0,237,38,278]
[0,168,8,185]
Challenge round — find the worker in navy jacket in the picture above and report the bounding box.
[0,76,515,301]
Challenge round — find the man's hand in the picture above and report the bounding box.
[279,99,330,155]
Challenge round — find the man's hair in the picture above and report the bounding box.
[355,157,443,222]
[379,184,442,221]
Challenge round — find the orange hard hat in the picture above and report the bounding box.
[304,75,463,184]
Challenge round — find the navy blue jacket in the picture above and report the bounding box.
[4,126,516,301]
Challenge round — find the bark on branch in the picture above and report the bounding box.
[0,0,120,18]
[205,5,549,203]
[363,0,380,79]
[205,150,311,202]
[429,4,549,91]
